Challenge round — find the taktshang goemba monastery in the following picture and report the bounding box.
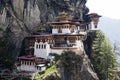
[17,12,101,72]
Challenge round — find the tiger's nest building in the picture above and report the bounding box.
[17,12,101,72]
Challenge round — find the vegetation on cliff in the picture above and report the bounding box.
[35,54,61,80]
[35,50,99,80]
[35,64,59,80]
[0,32,16,69]
[92,30,116,80]
[60,50,99,80]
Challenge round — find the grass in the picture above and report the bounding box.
[35,64,56,80]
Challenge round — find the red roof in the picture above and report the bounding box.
[18,56,37,60]
[26,33,84,38]
[48,21,80,25]
[51,47,77,50]
[89,13,101,17]
[30,34,53,37]
[53,33,84,36]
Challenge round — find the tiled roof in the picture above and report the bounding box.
[18,55,37,60]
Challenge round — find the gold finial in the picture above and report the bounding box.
[57,11,73,22]
[59,11,67,16]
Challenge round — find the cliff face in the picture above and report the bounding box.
[0,0,99,80]
[59,51,99,80]
[41,51,99,80]
[0,0,89,52]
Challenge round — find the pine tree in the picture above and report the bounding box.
[92,30,116,80]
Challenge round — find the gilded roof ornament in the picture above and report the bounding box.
[56,11,73,22]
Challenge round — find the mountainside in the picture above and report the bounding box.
[0,0,117,80]
[0,0,89,54]
[0,0,101,80]
[38,51,99,80]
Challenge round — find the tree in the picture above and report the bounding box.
[0,33,16,69]
[92,30,116,80]
[114,41,120,67]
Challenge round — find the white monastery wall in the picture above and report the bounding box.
[62,28,70,33]
[91,22,99,30]
[51,49,63,55]
[17,64,46,72]
[34,42,50,59]
[52,28,71,34]
[76,40,84,51]
[52,29,58,34]
[18,65,37,72]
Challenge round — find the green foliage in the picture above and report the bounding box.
[35,64,56,80]
[52,53,61,62]
[92,30,116,80]
[0,27,3,31]
[0,34,16,69]
[61,50,77,69]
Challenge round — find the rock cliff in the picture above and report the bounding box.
[0,0,89,53]
[59,51,99,80]
[41,51,99,80]
[0,0,99,80]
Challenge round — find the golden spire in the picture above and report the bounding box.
[56,11,73,22]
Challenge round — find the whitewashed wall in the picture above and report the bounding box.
[34,42,50,59]
[52,29,58,34]
[62,28,70,33]
[17,64,46,72]
[91,22,99,30]
[52,28,71,34]
[18,65,37,72]
[76,40,84,51]
[51,49,63,55]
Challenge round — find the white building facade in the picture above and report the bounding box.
[34,42,51,59]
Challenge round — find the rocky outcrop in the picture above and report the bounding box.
[0,0,89,54]
[42,51,99,80]
[57,51,99,80]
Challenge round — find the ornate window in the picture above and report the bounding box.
[58,28,62,33]
[36,44,38,49]
[44,45,46,49]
